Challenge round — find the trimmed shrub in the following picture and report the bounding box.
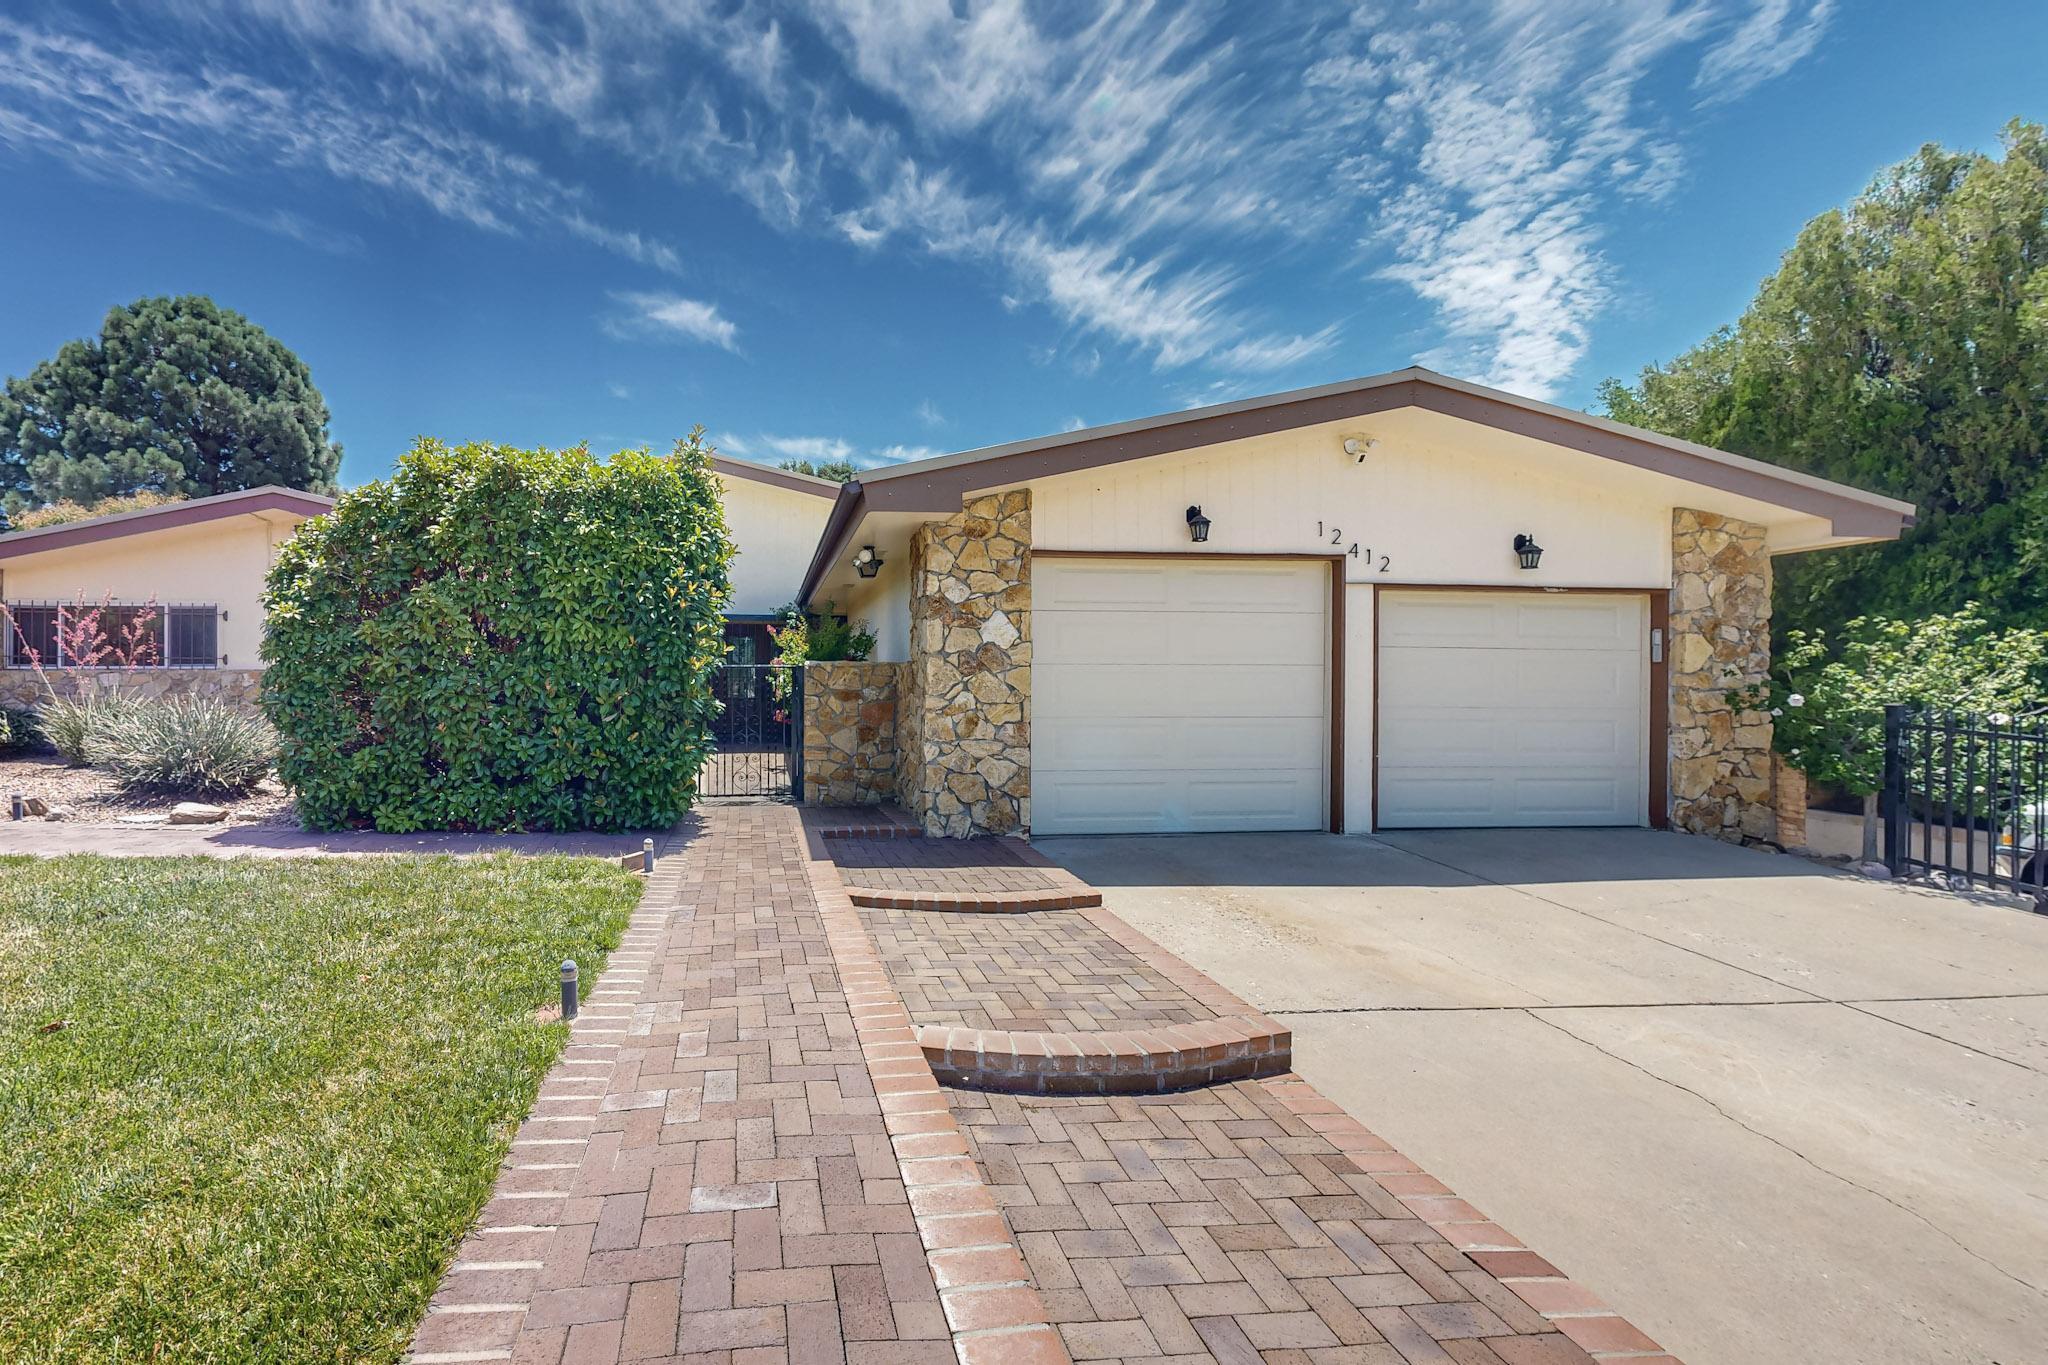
[0,704,36,752]
[89,697,278,794]
[39,694,142,766]
[262,435,732,832]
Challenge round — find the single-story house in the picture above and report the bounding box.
[791,367,1914,841]
[0,485,335,708]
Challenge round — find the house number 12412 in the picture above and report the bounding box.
[1316,522,1392,573]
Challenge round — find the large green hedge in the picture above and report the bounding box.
[262,436,732,832]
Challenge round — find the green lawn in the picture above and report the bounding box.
[0,853,642,1362]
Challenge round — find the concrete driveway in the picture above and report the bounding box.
[1033,827,2048,1365]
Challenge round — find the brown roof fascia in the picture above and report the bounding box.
[0,488,335,562]
[797,481,869,605]
[711,454,840,498]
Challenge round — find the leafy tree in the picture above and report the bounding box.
[0,295,343,512]
[262,433,732,832]
[1600,120,2048,644]
[1731,607,2048,860]
[777,457,857,483]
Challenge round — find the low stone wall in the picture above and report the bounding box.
[1669,508,1774,842]
[0,667,265,711]
[801,661,900,806]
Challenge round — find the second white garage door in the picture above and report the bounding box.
[1378,591,1649,828]
[1033,557,1329,835]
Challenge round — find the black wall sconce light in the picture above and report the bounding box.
[1186,505,1211,543]
[1513,533,1544,570]
[852,545,884,578]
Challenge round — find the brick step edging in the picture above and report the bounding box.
[914,1013,1293,1095]
[845,884,1103,913]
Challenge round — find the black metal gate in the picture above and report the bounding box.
[1883,703,2048,904]
[702,663,802,799]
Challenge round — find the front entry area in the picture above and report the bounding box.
[1376,590,1650,827]
[1031,555,1331,835]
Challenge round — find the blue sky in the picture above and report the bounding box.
[1,1,2042,488]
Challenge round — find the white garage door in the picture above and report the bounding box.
[1378,591,1648,828]
[1033,557,1329,835]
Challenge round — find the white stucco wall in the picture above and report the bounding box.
[827,552,912,663]
[0,514,296,667]
[1027,424,1675,585]
[718,474,836,616]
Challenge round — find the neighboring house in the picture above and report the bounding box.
[711,455,838,663]
[793,367,1914,840]
[0,485,335,708]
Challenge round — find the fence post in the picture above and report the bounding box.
[790,663,806,804]
[1882,703,1908,873]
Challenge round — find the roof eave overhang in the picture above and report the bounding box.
[0,488,336,562]
[794,371,1916,591]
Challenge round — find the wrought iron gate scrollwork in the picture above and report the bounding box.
[702,662,801,799]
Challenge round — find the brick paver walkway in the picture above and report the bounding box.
[411,806,957,1365]
[833,839,1057,897]
[952,1086,1601,1364]
[861,907,1209,1034]
[416,809,1676,1364]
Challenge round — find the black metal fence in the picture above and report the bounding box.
[701,663,802,800]
[1883,704,2048,903]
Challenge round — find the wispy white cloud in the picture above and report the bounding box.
[0,16,680,269]
[1694,0,1836,106]
[915,398,945,427]
[3,1,1841,402]
[606,291,740,351]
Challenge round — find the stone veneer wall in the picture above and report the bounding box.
[0,667,265,711]
[1669,508,1775,842]
[900,490,1031,836]
[801,661,901,806]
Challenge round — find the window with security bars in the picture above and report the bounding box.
[2,603,221,668]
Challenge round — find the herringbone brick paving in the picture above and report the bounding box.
[948,1085,1604,1365]
[859,905,1209,1034]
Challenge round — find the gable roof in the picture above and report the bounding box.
[712,454,842,498]
[799,367,1916,602]
[0,485,336,562]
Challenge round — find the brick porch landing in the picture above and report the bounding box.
[413,807,1676,1365]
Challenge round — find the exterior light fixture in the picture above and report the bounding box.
[1185,505,1211,543]
[1513,533,1544,570]
[852,545,883,578]
[1342,436,1378,462]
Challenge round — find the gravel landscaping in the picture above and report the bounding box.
[0,754,296,826]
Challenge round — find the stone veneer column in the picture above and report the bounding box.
[1669,508,1775,842]
[900,490,1031,836]
[800,661,900,806]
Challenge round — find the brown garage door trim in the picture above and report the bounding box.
[1033,550,1346,835]
[1370,585,1670,831]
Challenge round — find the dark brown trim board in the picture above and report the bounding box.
[1648,588,1671,830]
[1370,584,1667,832]
[0,486,334,562]
[710,454,842,498]
[1031,549,1347,835]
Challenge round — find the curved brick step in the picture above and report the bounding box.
[846,884,1102,913]
[915,1014,1292,1095]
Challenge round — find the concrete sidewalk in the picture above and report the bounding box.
[0,820,648,859]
